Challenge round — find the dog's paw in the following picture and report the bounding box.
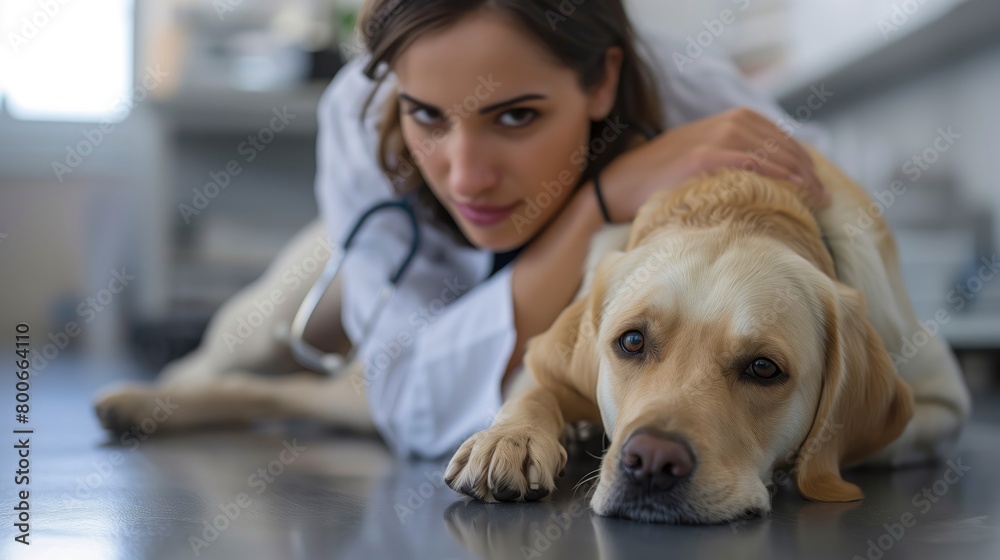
[445,425,567,503]
[93,384,179,434]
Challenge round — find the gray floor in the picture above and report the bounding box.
[3,356,1000,560]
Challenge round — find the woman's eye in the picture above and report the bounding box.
[497,108,537,128]
[744,358,782,381]
[619,330,644,354]
[409,107,445,126]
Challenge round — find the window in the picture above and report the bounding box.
[1,0,134,122]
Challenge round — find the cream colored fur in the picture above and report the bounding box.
[94,147,970,524]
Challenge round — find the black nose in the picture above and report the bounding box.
[620,429,695,490]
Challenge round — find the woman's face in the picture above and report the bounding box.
[393,11,620,252]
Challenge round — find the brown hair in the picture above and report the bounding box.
[356,0,664,244]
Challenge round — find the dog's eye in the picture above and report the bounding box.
[745,358,781,381]
[619,331,644,354]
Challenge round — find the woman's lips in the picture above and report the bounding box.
[454,201,522,226]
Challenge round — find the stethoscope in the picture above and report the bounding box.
[290,120,658,376]
[289,197,420,376]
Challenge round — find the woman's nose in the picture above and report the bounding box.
[446,131,500,200]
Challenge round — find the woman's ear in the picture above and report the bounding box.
[587,46,625,121]
[794,282,914,502]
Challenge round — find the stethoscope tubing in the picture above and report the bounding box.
[289,198,420,376]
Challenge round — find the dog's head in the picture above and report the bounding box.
[531,175,913,523]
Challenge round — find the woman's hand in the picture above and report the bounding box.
[600,107,831,222]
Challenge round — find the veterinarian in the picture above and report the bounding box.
[318,0,831,457]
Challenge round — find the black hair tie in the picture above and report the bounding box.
[593,171,614,224]
[591,118,658,224]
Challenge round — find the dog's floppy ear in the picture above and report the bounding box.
[523,252,623,423]
[795,282,913,502]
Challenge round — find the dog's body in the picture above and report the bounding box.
[95,146,970,523]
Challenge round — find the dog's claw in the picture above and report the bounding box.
[495,487,521,502]
[445,426,565,503]
[525,487,550,501]
[445,458,463,483]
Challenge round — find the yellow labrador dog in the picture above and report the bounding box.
[94,146,970,524]
[443,146,971,523]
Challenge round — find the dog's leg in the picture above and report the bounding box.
[95,219,358,431]
[444,281,605,502]
[157,219,348,389]
[810,148,972,468]
[444,372,584,502]
[862,334,970,467]
[95,360,376,435]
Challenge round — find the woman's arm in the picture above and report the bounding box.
[503,182,604,388]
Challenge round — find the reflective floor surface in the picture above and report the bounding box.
[2,357,998,560]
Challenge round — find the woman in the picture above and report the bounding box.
[320,0,830,457]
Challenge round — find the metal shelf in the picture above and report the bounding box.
[152,82,328,136]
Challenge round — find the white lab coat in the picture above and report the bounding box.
[315,26,831,458]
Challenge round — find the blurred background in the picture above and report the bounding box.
[1,0,998,391]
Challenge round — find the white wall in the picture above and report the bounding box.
[625,0,729,35]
